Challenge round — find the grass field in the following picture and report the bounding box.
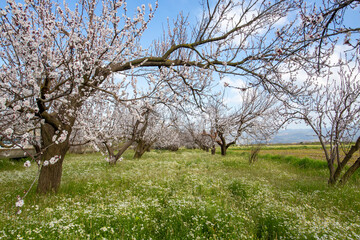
[234,144,360,164]
[1,148,360,239]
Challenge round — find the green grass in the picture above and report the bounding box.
[1,149,360,239]
[232,144,324,151]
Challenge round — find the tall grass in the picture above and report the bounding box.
[1,150,360,239]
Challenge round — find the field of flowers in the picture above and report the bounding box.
[1,148,360,239]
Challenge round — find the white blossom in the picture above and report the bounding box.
[49,155,60,165]
[4,128,13,136]
[24,160,31,168]
[15,199,24,208]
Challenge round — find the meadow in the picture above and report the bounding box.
[1,147,360,239]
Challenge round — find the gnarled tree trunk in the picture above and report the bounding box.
[37,123,70,194]
[134,139,154,159]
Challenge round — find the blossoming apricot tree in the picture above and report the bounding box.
[0,0,315,195]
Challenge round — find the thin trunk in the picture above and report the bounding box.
[37,123,70,194]
[217,133,227,156]
[339,156,360,185]
[211,145,216,155]
[333,137,360,182]
[327,161,336,186]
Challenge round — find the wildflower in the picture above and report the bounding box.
[24,160,31,168]
[43,160,49,166]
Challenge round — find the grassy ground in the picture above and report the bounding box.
[234,144,360,164]
[1,149,360,239]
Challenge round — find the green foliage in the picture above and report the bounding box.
[261,154,328,169]
[232,144,323,151]
[1,150,360,239]
[0,158,30,172]
[228,180,248,199]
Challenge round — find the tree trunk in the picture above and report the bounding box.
[105,139,135,165]
[326,158,337,186]
[339,157,360,185]
[134,140,145,159]
[211,145,216,155]
[220,144,226,156]
[37,123,70,194]
[134,140,153,159]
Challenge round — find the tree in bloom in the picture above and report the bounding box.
[0,0,157,193]
[132,104,180,159]
[0,0,316,194]
[285,62,360,185]
[204,88,282,156]
[73,97,151,165]
[281,0,360,185]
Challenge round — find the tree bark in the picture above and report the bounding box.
[220,144,227,156]
[37,123,70,194]
[333,137,360,183]
[211,145,216,155]
[134,140,154,159]
[327,161,336,186]
[339,156,360,185]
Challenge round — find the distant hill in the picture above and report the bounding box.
[270,129,318,144]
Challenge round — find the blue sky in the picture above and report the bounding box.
[130,0,201,46]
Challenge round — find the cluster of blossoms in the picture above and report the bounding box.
[15,196,24,214]
[23,160,31,168]
[52,130,68,144]
[42,155,60,166]
[4,128,13,137]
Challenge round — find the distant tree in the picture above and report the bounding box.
[74,98,151,165]
[132,106,180,158]
[205,88,282,156]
